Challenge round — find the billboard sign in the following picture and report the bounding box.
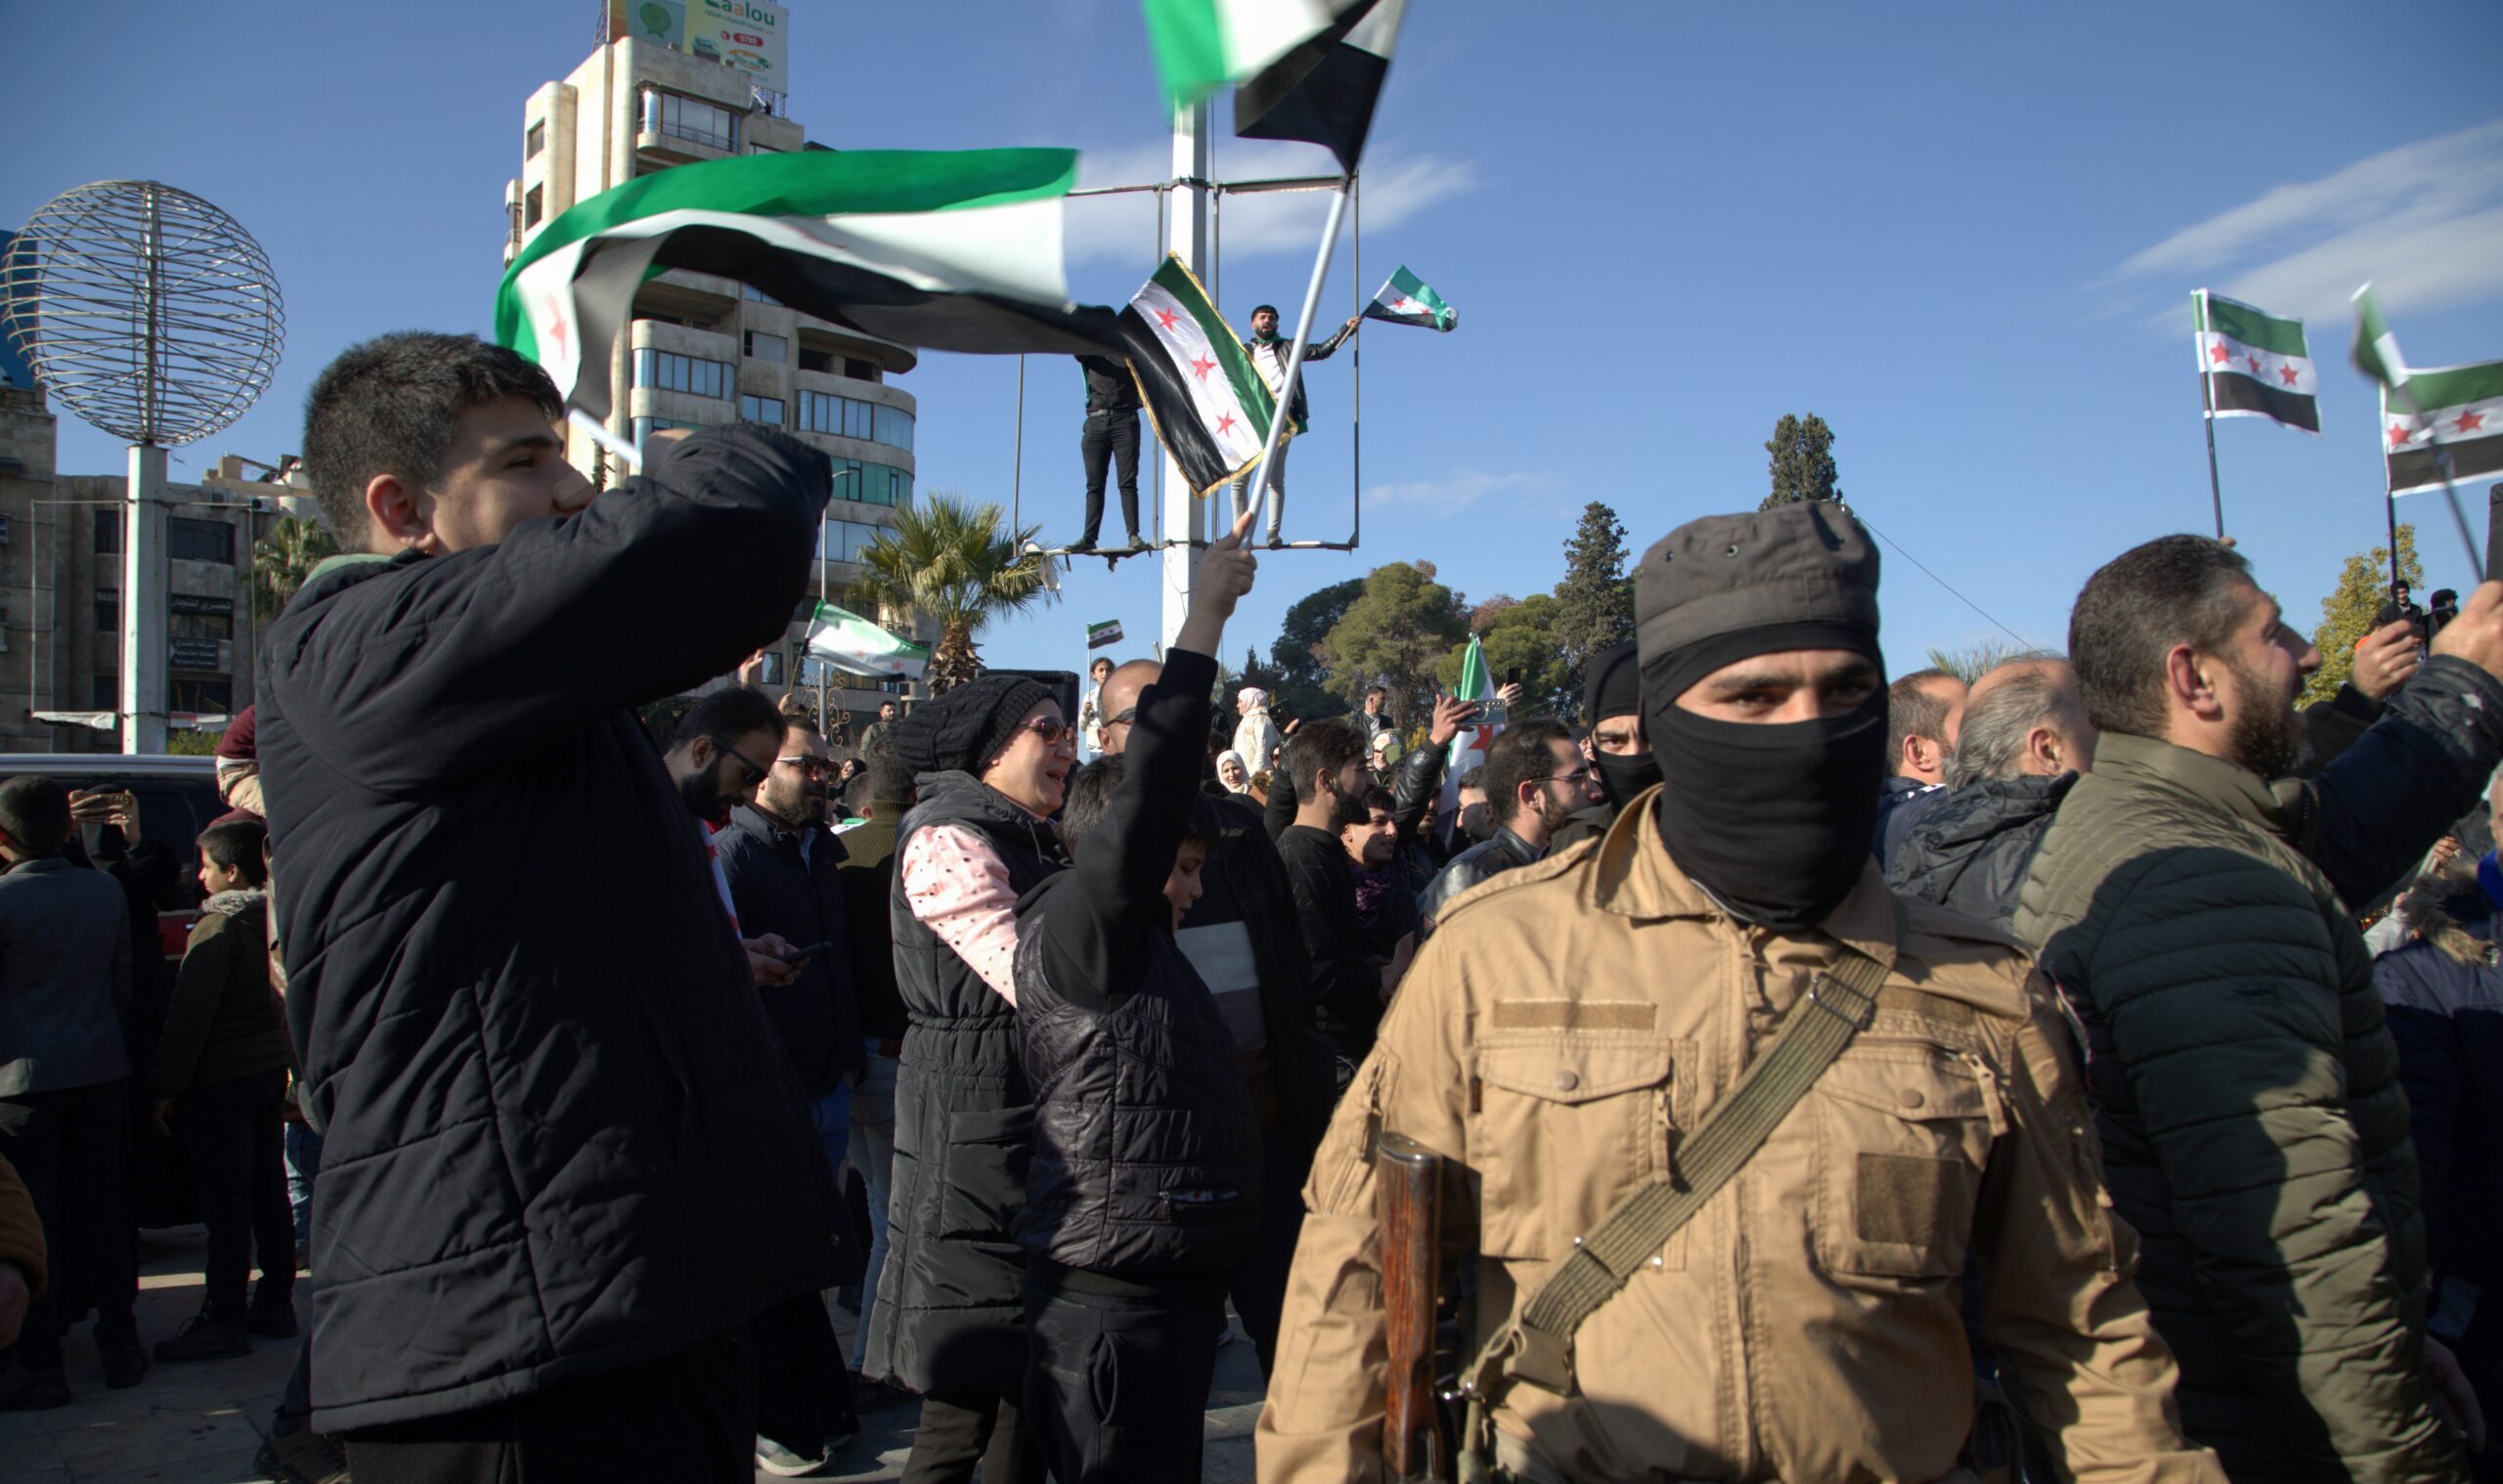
[610,0,687,47]
[691,0,788,91]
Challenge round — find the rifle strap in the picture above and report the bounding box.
[1465,938,1893,1403]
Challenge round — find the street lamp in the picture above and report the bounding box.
[814,466,858,734]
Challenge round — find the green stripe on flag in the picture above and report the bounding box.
[2352,284,2405,389]
[497,150,1078,354]
[2200,292,2307,358]
[2404,360,2503,414]
[1140,0,1228,101]
[1154,255,1275,429]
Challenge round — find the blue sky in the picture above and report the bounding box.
[8,1,2502,684]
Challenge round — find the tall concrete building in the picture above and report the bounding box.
[508,21,928,745]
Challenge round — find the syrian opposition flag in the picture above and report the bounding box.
[1363,265,1456,331]
[1139,0,1343,107]
[2382,361,2503,498]
[1235,0,1409,172]
[1437,633,1500,832]
[2194,289,2317,433]
[1086,619,1125,650]
[495,149,1115,421]
[1116,254,1283,498]
[805,599,931,680]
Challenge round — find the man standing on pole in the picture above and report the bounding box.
[1236,307,1360,547]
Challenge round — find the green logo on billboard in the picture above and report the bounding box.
[639,2,672,36]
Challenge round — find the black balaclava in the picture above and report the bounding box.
[1582,639,1662,808]
[1634,503,1886,934]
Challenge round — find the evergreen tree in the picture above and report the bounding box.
[1759,413,1844,511]
[2303,524,2424,708]
[1320,562,1471,726]
[1550,502,1635,716]
[1437,592,1571,716]
[1268,576,1365,720]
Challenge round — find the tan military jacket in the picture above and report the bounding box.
[1256,796,2216,1484]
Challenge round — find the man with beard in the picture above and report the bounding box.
[662,688,812,988]
[1416,720,1602,932]
[1551,639,1662,852]
[1257,503,2214,1483]
[2017,535,2503,1479]
[1277,719,1395,1071]
[1340,788,1419,987]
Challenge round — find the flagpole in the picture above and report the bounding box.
[2194,292,2225,540]
[1245,177,1353,545]
[1161,101,1211,651]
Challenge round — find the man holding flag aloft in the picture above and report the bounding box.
[1236,304,1361,546]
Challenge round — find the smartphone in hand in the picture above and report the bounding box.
[778,941,834,965]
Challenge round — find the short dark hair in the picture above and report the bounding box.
[671,686,785,751]
[1886,670,1957,776]
[1252,303,1279,319]
[1284,717,1367,797]
[198,819,271,885]
[1482,720,1571,824]
[1456,765,1487,796]
[2070,536,2255,739]
[1062,756,1222,858]
[302,332,563,542]
[1357,784,1394,817]
[0,776,72,856]
[1090,657,1115,677]
[878,699,900,714]
[1365,684,1387,700]
[864,732,914,804]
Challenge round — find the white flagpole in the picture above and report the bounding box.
[1244,177,1353,543]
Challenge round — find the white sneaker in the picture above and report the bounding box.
[755,1435,826,1477]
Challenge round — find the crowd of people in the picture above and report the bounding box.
[0,327,2497,1484]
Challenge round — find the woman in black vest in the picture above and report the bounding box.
[864,675,1074,1484]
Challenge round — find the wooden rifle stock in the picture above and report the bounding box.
[1378,1131,1448,1483]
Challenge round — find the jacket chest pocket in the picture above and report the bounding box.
[1810,1044,1995,1283]
[1469,1038,1680,1266]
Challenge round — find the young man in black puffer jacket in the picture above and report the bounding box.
[1009,514,1263,1483]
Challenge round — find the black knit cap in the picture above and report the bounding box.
[1582,640,1643,722]
[1635,501,1882,701]
[891,674,1053,778]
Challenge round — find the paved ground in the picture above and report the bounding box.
[4,1227,1262,1482]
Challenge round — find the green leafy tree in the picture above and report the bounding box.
[251,516,339,620]
[1549,502,1636,714]
[1759,413,1845,511]
[2303,524,2423,708]
[1319,561,1470,727]
[1268,577,1365,720]
[1437,592,1572,716]
[1924,640,2035,685]
[852,492,1057,694]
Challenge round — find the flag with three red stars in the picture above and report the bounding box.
[2382,360,2503,498]
[2194,289,2319,433]
[1115,254,1284,498]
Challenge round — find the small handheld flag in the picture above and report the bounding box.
[1363,266,1457,331]
[2194,290,2315,433]
[1086,619,1125,650]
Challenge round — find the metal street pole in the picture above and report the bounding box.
[1161,101,1211,653]
[123,189,170,753]
[814,468,858,732]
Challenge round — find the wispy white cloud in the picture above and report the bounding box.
[1365,468,1560,509]
[1063,136,1475,268]
[2104,118,2503,325]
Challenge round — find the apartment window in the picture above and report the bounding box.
[94,507,120,553]
[816,518,892,563]
[741,283,781,305]
[633,349,732,400]
[873,403,915,453]
[632,415,702,445]
[526,120,546,158]
[739,394,785,426]
[524,185,544,228]
[639,89,738,152]
[744,330,787,364]
[169,676,233,715]
[95,592,118,633]
[826,458,911,509]
[844,358,879,382]
[168,516,235,564]
[796,347,834,374]
[171,608,234,642]
[797,391,912,452]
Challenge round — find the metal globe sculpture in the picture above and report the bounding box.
[0,180,284,446]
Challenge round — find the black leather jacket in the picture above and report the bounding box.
[1417,828,1544,928]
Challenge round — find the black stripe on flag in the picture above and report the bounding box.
[1115,304,1238,496]
[2206,370,2319,433]
[2389,433,2503,495]
[1235,0,1392,172]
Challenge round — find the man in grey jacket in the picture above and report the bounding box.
[0,775,144,1409]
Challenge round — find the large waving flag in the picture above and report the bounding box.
[805,599,930,681]
[1235,0,1410,172]
[1140,0,1342,108]
[496,149,1113,420]
[1363,265,1457,331]
[2194,290,2316,433]
[1117,255,1284,498]
[2384,363,2503,498]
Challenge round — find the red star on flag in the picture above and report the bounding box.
[1189,355,1216,380]
[2388,421,2413,449]
[2246,354,2263,374]
[536,292,570,361]
[2458,410,2488,435]
[1215,412,1237,435]
[2208,340,2230,366]
[1154,307,1180,332]
[2278,364,2301,387]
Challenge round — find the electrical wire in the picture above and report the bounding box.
[1854,513,2039,651]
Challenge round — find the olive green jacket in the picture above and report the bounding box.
[2014,732,2458,1483]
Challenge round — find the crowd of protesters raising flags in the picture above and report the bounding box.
[2,329,2499,1484]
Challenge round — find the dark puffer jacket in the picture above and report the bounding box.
[2373,924,2503,1340]
[257,426,840,1433]
[1012,648,1261,1279]
[859,770,1064,1395]
[2014,730,2466,1481]
[1884,772,2077,934]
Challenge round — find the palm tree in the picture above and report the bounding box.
[251,516,339,620]
[851,492,1056,694]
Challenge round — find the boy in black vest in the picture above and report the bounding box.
[1009,512,1262,1482]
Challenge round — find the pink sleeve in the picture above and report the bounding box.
[900,823,1022,1007]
